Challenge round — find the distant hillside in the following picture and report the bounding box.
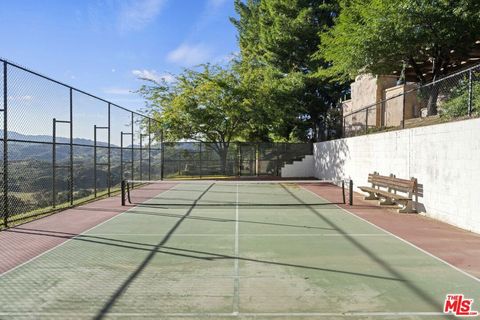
[3,131,117,161]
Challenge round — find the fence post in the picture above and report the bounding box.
[52,118,56,208]
[69,88,73,205]
[148,118,151,181]
[468,70,473,117]
[160,129,164,180]
[130,112,134,182]
[3,62,8,227]
[94,125,97,197]
[107,103,111,196]
[199,142,202,178]
[120,131,123,182]
[365,108,369,134]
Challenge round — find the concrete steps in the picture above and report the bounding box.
[280,155,314,178]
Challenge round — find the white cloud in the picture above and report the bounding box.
[207,0,227,10]
[118,0,165,31]
[167,43,211,66]
[132,69,176,83]
[104,87,133,95]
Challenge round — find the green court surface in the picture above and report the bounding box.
[0,182,478,319]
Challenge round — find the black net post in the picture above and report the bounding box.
[342,181,346,204]
[349,179,353,205]
[121,180,126,206]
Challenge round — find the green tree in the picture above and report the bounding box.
[232,0,347,142]
[321,0,480,115]
[138,64,249,174]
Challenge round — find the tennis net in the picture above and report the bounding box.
[121,179,353,207]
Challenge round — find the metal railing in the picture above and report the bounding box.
[342,63,480,137]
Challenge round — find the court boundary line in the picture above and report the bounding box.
[233,183,240,315]
[0,311,447,317]
[86,233,389,237]
[300,186,480,283]
[0,184,179,279]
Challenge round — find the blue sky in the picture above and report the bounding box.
[0,0,239,112]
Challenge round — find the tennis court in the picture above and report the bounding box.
[0,180,478,319]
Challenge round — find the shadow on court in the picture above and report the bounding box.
[279,184,443,311]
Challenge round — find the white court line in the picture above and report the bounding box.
[233,183,240,315]
[0,311,446,317]
[0,183,179,279]
[87,233,389,237]
[300,186,480,283]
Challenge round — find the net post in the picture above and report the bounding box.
[349,179,353,205]
[121,180,126,206]
[342,180,346,204]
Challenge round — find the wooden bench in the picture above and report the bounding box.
[359,172,418,213]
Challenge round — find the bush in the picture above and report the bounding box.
[441,80,480,119]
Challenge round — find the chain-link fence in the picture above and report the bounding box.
[0,59,163,229]
[0,59,313,229]
[161,142,312,178]
[342,64,480,137]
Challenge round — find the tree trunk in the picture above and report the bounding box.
[426,84,439,116]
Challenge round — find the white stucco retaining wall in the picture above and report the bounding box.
[281,155,314,178]
[314,118,480,234]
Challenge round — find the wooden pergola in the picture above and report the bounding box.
[392,40,480,82]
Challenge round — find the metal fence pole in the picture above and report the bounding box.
[365,108,369,134]
[468,70,473,117]
[69,88,73,205]
[94,125,97,197]
[120,131,123,182]
[52,118,56,208]
[3,62,8,227]
[131,112,134,182]
[401,85,406,129]
[148,118,151,181]
[160,129,164,180]
[199,142,202,179]
[107,103,111,196]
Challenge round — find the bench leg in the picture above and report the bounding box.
[364,191,378,200]
[398,200,416,213]
[379,196,395,205]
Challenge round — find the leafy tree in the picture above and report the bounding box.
[138,64,249,174]
[232,0,347,142]
[321,0,480,115]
